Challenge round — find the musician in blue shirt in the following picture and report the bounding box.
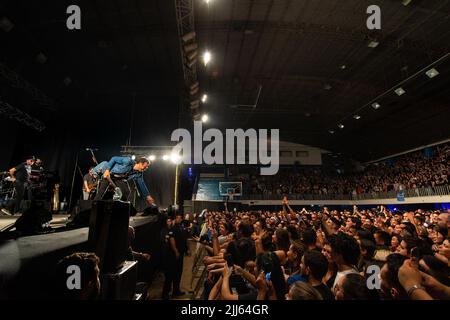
[93,156,155,206]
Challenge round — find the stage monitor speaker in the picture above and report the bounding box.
[14,200,52,235]
[88,200,130,273]
[67,200,93,228]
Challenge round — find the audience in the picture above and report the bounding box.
[247,142,449,198]
[196,199,449,300]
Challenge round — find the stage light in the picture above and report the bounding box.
[328,130,335,134]
[402,0,412,6]
[372,102,381,110]
[340,65,347,70]
[353,115,361,120]
[368,40,379,48]
[202,114,209,123]
[203,50,211,66]
[0,17,14,32]
[170,153,181,164]
[162,155,169,161]
[182,31,196,43]
[149,155,156,161]
[395,87,406,96]
[205,0,211,4]
[338,124,344,129]
[201,94,208,103]
[425,68,439,79]
[131,155,136,160]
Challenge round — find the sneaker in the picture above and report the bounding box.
[1,208,12,216]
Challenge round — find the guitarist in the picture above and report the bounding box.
[93,156,155,207]
[82,168,97,200]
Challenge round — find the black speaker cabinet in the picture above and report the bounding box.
[100,260,137,300]
[88,200,131,273]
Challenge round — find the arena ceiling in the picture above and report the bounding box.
[1,0,449,162]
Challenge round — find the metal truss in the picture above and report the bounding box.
[0,62,55,109]
[175,0,200,120]
[0,97,46,132]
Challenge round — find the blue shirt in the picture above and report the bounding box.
[93,156,150,198]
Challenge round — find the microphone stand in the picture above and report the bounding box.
[68,152,78,213]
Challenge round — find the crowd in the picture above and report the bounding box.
[249,143,449,197]
[194,199,449,300]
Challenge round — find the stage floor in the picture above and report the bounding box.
[0,212,158,232]
[0,213,69,231]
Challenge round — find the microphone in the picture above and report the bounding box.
[86,148,99,151]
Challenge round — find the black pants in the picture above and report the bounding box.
[162,254,184,298]
[8,180,25,214]
[94,177,131,201]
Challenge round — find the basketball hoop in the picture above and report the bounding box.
[227,189,235,201]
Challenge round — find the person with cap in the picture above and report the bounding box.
[1,156,35,215]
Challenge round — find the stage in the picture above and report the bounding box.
[0,212,162,299]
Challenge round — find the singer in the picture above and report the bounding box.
[93,155,155,206]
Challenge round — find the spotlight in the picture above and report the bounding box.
[131,155,136,160]
[162,155,169,161]
[353,115,361,120]
[371,102,381,110]
[338,124,344,129]
[149,155,156,161]
[201,94,208,103]
[367,40,379,48]
[202,114,209,123]
[203,50,211,66]
[182,31,196,43]
[170,153,181,164]
[425,68,439,79]
[0,17,14,32]
[395,87,406,96]
[328,130,335,134]
[340,65,347,70]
